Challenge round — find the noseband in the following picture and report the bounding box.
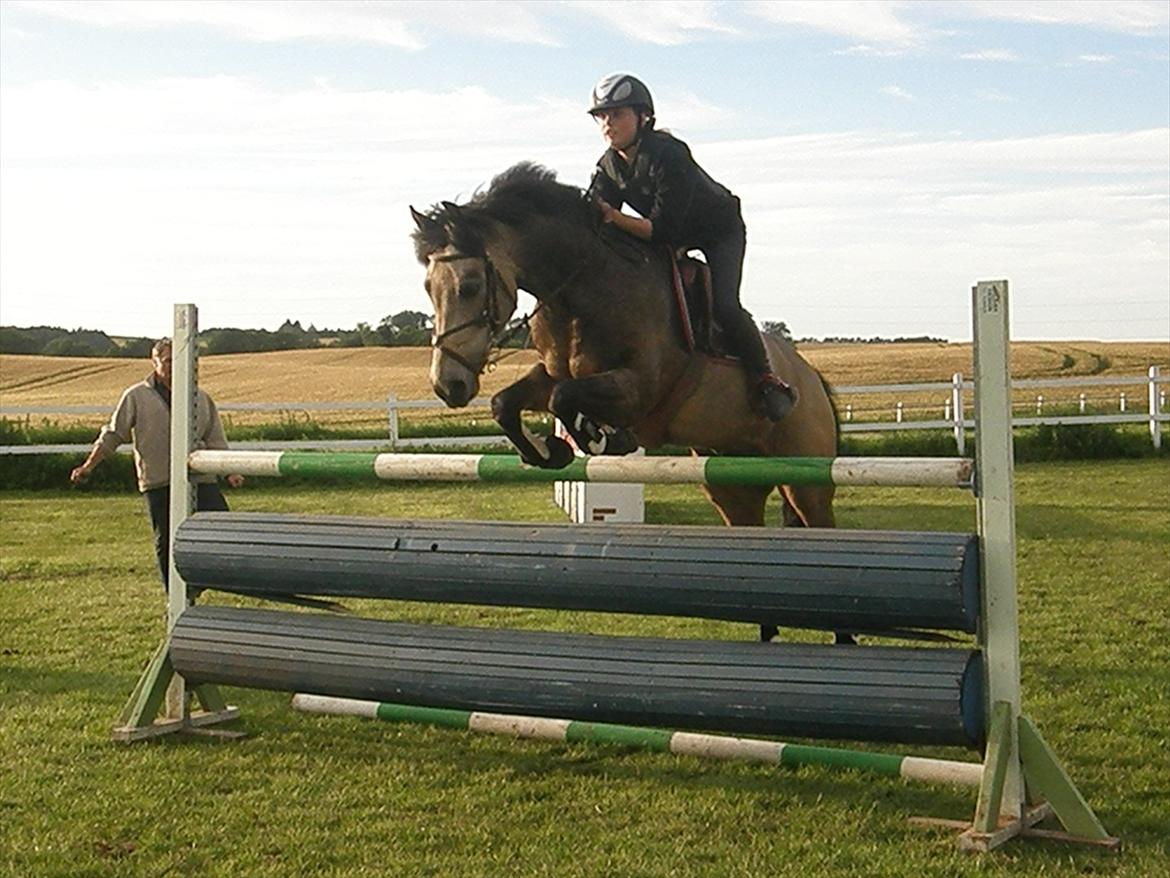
[429,251,513,375]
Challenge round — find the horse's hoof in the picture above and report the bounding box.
[518,437,574,469]
[543,435,576,469]
[601,428,640,456]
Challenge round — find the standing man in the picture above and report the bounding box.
[70,338,243,590]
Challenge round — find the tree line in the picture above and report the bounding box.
[760,322,944,345]
[1,316,941,358]
[1,311,465,357]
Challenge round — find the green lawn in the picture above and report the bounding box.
[2,459,1168,877]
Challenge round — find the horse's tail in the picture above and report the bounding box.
[815,367,842,450]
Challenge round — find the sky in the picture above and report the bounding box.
[1,1,1167,342]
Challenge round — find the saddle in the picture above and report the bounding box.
[668,250,730,358]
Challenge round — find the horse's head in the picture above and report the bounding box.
[411,203,519,407]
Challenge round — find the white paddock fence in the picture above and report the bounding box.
[2,366,1167,456]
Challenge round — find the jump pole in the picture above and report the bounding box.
[291,694,984,788]
[189,449,974,489]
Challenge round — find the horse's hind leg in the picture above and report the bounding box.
[701,483,770,527]
[702,484,779,642]
[779,484,836,528]
[757,491,803,643]
[781,484,854,643]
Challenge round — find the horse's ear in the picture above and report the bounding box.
[410,206,438,232]
[441,200,462,218]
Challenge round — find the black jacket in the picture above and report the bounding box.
[587,129,742,247]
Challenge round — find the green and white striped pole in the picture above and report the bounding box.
[192,450,974,489]
[291,694,982,788]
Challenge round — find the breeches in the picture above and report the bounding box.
[701,223,770,376]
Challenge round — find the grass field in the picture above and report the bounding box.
[2,459,1168,877]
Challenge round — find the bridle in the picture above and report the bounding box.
[428,246,597,376]
[428,251,516,374]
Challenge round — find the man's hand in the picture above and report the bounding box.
[597,199,620,224]
[226,474,245,489]
[69,464,91,485]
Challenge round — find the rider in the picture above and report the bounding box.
[585,72,796,422]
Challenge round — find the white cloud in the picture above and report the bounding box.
[746,0,926,47]
[974,88,1016,102]
[1077,53,1116,63]
[960,48,1021,61]
[0,76,600,333]
[10,0,564,48]
[654,90,740,131]
[1,76,1166,340]
[954,1,1170,36]
[880,84,915,100]
[564,0,735,46]
[703,129,1170,338]
[11,0,1170,52]
[831,43,912,57]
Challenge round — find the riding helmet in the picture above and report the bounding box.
[588,73,654,117]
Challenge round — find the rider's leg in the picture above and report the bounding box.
[705,225,796,422]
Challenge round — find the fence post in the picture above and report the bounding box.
[387,393,399,446]
[972,279,1024,824]
[896,402,903,423]
[1119,392,1126,413]
[167,304,198,719]
[845,403,853,422]
[1035,395,1043,416]
[1079,393,1086,414]
[1150,366,1162,450]
[951,372,965,455]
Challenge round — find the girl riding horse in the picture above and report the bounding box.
[585,72,796,422]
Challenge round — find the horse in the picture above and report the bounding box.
[410,162,838,535]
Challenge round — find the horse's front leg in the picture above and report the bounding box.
[490,363,575,469]
[549,368,642,457]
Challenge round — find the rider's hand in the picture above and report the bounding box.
[70,465,90,485]
[597,199,618,224]
[226,473,245,489]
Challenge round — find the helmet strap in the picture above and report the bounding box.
[632,110,653,145]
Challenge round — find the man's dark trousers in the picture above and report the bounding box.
[143,483,229,589]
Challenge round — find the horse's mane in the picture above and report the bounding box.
[413,162,593,262]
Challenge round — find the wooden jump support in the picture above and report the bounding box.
[113,281,1117,852]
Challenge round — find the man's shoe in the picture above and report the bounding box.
[758,375,797,422]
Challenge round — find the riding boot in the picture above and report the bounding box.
[727,316,797,422]
[757,372,797,422]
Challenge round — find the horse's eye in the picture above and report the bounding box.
[458,279,481,298]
